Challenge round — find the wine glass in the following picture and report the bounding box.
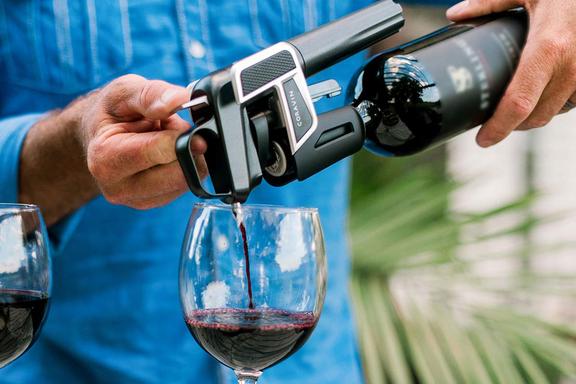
[180,203,327,384]
[0,204,51,368]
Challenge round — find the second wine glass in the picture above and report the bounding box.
[0,204,51,368]
[180,203,327,384]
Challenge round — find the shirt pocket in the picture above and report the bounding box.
[0,0,133,95]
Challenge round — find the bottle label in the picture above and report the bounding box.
[412,13,526,138]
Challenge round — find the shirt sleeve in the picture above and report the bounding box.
[0,113,86,252]
[0,113,44,203]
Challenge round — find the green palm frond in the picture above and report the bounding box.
[349,151,576,384]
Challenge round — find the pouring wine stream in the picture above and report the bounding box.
[232,202,255,310]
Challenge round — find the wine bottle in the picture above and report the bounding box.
[348,10,528,156]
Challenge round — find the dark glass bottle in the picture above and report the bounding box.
[348,11,528,156]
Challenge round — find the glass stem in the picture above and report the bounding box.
[235,370,262,384]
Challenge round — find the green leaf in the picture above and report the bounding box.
[469,325,525,384]
[364,279,413,384]
[432,305,494,384]
[349,153,576,384]
[351,278,389,384]
[512,342,549,384]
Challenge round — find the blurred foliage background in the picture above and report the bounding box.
[348,145,576,384]
[347,5,576,383]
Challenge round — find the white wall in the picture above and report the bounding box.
[448,112,576,322]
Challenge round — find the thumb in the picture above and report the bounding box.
[104,75,191,121]
[446,0,523,21]
[136,81,191,120]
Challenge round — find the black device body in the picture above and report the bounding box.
[349,10,528,157]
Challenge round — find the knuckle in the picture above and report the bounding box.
[138,80,166,111]
[138,82,155,110]
[110,74,143,90]
[102,190,124,206]
[86,143,108,180]
[87,159,103,180]
[114,136,155,170]
[102,75,146,117]
[130,200,156,210]
[171,173,188,192]
[507,94,534,118]
[116,141,142,169]
[159,166,187,194]
[143,132,174,166]
[525,0,538,9]
[101,183,133,207]
[142,134,161,166]
[566,63,576,82]
[540,37,569,58]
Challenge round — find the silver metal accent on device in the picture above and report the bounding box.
[264,142,288,177]
[177,96,209,113]
[230,42,319,155]
[309,79,342,102]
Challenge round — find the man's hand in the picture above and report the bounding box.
[447,0,576,147]
[81,74,206,210]
[20,75,206,226]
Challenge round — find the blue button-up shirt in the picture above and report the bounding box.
[0,1,371,383]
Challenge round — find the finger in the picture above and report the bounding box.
[161,114,192,132]
[115,114,191,134]
[189,134,208,155]
[131,161,188,199]
[447,0,523,21]
[192,153,209,181]
[128,189,185,211]
[476,45,553,147]
[103,74,190,120]
[559,95,576,114]
[116,119,161,134]
[88,129,182,181]
[101,161,188,208]
[116,114,190,134]
[517,72,576,130]
[105,184,185,210]
[141,84,191,120]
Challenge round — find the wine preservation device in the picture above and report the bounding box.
[177,2,530,204]
[176,0,405,203]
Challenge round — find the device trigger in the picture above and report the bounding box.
[309,79,342,103]
[177,95,210,113]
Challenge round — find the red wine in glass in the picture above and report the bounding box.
[186,308,317,371]
[180,203,326,383]
[0,289,50,368]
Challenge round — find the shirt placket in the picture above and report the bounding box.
[175,0,216,84]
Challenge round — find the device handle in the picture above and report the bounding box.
[176,121,233,201]
[288,0,404,77]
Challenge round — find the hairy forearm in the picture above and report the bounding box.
[19,94,100,226]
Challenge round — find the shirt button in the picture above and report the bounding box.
[188,40,206,59]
